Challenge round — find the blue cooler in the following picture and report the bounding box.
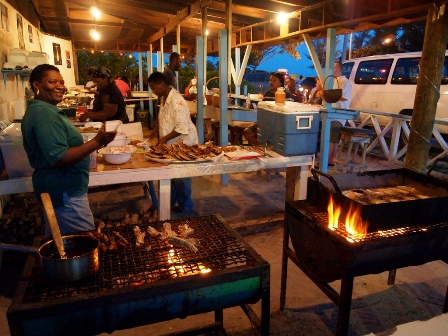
[257,101,320,156]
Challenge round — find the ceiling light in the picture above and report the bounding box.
[89,29,100,41]
[90,7,101,19]
[276,12,289,24]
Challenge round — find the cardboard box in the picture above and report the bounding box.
[257,101,320,156]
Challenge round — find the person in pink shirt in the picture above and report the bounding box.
[115,75,132,98]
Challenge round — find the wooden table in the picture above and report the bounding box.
[0,152,314,220]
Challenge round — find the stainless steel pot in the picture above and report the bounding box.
[0,235,99,282]
[76,96,92,105]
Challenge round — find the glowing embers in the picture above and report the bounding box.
[327,195,368,242]
[166,248,211,277]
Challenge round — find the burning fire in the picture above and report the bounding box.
[328,195,368,241]
[167,249,211,275]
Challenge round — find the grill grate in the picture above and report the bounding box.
[25,215,256,302]
[298,201,448,243]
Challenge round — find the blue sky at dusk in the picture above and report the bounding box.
[153,42,318,78]
[256,43,317,78]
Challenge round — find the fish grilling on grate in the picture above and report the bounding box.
[342,186,432,204]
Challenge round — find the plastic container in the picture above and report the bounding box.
[275,87,286,104]
[0,123,34,177]
[257,101,320,156]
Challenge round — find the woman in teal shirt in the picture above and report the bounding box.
[22,64,117,235]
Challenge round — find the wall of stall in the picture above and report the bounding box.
[0,0,76,214]
[0,0,75,122]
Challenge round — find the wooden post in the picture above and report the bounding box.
[405,4,448,172]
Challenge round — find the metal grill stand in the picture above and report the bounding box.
[7,215,270,336]
[280,200,448,336]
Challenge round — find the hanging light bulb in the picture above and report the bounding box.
[205,29,209,36]
[276,12,289,24]
[89,29,100,41]
[90,6,101,19]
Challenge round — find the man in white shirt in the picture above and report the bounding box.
[148,71,199,215]
[328,61,352,165]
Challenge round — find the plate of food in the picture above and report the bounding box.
[144,141,226,163]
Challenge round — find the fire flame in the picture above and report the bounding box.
[328,195,368,241]
[167,249,211,276]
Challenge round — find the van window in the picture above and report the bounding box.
[354,59,393,84]
[343,62,354,78]
[391,56,448,85]
[391,57,420,84]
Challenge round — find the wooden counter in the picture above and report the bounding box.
[0,151,314,220]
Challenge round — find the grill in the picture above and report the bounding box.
[281,169,448,336]
[7,215,270,336]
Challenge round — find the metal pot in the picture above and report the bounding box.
[76,96,92,105]
[0,235,99,282]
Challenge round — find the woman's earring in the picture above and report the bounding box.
[36,89,39,96]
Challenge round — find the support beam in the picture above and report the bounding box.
[147,0,213,44]
[319,28,337,173]
[147,46,154,129]
[196,35,205,144]
[219,29,229,186]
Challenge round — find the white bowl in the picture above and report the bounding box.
[100,152,132,164]
[99,145,133,164]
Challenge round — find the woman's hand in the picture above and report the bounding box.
[93,126,117,147]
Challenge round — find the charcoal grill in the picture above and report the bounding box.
[280,169,448,336]
[7,214,270,336]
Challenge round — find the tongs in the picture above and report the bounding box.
[239,144,273,157]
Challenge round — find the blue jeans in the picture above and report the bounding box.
[43,193,95,235]
[171,178,194,213]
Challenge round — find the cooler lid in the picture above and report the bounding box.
[258,101,321,113]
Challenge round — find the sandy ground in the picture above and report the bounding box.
[1,154,448,335]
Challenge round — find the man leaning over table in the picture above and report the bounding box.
[148,71,199,216]
[328,61,352,165]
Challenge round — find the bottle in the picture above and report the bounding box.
[246,95,251,109]
[275,87,286,104]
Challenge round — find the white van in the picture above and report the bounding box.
[342,52,448,133]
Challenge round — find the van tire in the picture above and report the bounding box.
[399,109,413,145]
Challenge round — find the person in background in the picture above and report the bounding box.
[148,71,199,215]
[79,67,129,123]
[115,75,132,98]
[285,76,302,102]
[163,52,181,90]
[243,72,295,145]
[85,66,98,94]
[328,61,352,165]
[307,77,323,105]
[22,64,117,235]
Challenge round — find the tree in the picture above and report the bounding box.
[303,36,343,70]
[76,51,147,87]
[245,43,301,72]
[350,22,426,58]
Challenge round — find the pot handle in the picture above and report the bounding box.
[0,243,39,253]
[310,168,343,195]
[41,193,67,259]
